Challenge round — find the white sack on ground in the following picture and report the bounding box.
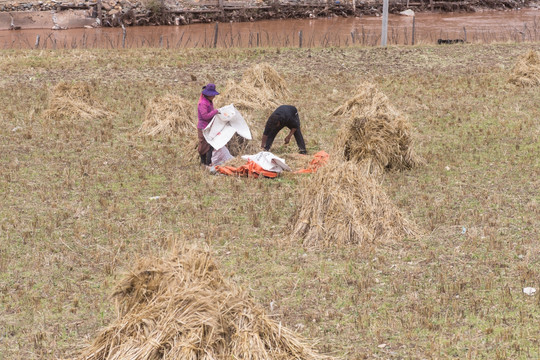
[242,151,291,172]
[212,146,234,166]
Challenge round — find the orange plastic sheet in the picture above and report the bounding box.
[215,160,279,178]
[215,151,329,178]
[294,151,329,174]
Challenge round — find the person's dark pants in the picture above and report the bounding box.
[293,127,306,154]
[198,129,213,165]
[264,125,306,154]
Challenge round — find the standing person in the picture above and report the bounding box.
[197,83,220,166]
[261,105,307,154]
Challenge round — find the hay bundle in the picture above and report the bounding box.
[225,114,261,156]
[242,62,290,99]
[509,49,540,87]
[80,245,330,360]
[139,93,198,161]
[291,160,418,247]
[216,63,290,110]
[227,133,260,156]
[333,82,422,172]
[139,94,196,137]
[43,81,110,122]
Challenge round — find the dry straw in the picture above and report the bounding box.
[216,63,290,110]
[42,81,111,123]
[79,245,331,360]
[139,93,196,137]
[291,160,418,248]
[508,49,540,87]
[226,114,262,156]
[139,93,198,160]
[333,82,422,173]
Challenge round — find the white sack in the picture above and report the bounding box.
[211,146,233,166]
[203,104,252,150]
[241,151,291,173]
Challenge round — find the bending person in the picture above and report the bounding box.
[197,83,220,166]
[261,105,307,154]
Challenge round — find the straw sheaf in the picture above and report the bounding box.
[139,93,199,161]
[291,160,418,248]
[42,81,111,123]
[508,49,540,87]
[225,114,262,156]
[333,82,422,172]
[216,63,290,111]
[80,245,332,360]
[139,94,196,137]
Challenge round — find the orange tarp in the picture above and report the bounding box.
[294,151,329,174]
[215,151,329,178]
[215,160,279,178]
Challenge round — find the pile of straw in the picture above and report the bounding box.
[225,114,261,156]
[80,245,330,360]
[291,160,418,248]
[333,82,422,173]
[508,49,540,87]
[227,133,259,156]
[139,94,196,137]
[216,63,290,110]
[139,93,198,160]
[43,81,110,122]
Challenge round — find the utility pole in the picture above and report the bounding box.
[381,0,389,46]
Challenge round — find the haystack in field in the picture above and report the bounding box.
[43,81,110,122]
[227,132,260,156]
[333,82,422,173]
[225,114,261,156]
[139,94,195,137]
[216,63,290,110]
[291,160,418,247]
[509,49,540,87]
[139,93,198,160]
[80,245,331,360]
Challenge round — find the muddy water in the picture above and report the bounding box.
[1,9,539,49]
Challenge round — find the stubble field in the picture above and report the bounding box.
[0,43,539,359]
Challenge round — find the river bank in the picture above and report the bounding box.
[1,0,539,30]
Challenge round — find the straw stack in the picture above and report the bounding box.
[139,93,196,137]
[333,82,422,173]
[43,81,111,123]
[224,114,261,156]
[508,49,540,87]
[291,160,418,248]
[216,63,290,110]
[139,93,198,160]
[79,245,332,360]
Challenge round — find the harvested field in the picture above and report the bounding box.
[333,82,422,173]
[508,49,540,86]
[80,245,330,360]
[290,160,418,247]
[1,44,540,360]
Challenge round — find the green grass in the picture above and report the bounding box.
[1,43,540,359]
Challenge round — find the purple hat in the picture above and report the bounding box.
[202,83,219,96]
